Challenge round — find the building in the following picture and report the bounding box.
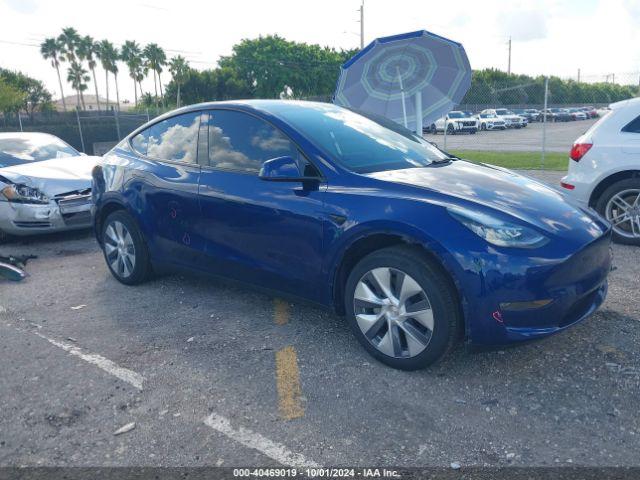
[53,94,133,112]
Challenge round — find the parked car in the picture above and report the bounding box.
[93,100,612,370]
[543,108,573,122]
[476,113,506,131]
[579,106,599,119]
[426,111,478,135]
[0,155,98,241]
[561,97,640,245]
[567,108,588,121]
[0,132,83,168]
[513,108,541,122]
[480,108,526,128]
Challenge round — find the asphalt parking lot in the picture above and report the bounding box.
[1,170,639,469]
[423,119,598,152]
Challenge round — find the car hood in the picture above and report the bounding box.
[0,156,100,196]
[365,161,607,241]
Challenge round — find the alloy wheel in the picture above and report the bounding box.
[104,220,136,278]
[605,189,640,240]
[353,267,433,359]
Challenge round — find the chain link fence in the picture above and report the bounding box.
[1,73,638,170]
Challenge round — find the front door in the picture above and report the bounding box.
[197,109,326,301]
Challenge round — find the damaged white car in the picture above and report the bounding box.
[0,133,100,241]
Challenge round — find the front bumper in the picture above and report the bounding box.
[463,230,613,346]
[0,193,92,236]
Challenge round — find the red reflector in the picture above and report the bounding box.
[570,143,592,161]
[561,181,575,190]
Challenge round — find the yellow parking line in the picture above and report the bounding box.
[274,299,289,325]
[275,346,304,420]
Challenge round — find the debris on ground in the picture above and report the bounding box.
[113,422,136,436]
[450,461,461,469]
[0,254,37,282]
[70,305,87,310]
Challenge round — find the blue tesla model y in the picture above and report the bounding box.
[92,101,612,370]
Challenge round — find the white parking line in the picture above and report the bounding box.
[33,332,144,390]
[204,413,321,468]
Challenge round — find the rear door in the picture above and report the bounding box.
[129,110,205,266]
[196,109,326,301]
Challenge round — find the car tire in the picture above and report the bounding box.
[0,229,10,244]
[595,178,640,246]
[101,210,152,285]
[446,124,455,135]
[429,124,436,134]
[344,246,462,370]
[470,129,477,134]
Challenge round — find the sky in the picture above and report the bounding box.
[1,0,639,103]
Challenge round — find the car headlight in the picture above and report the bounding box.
[1,184,49,204]
[448,206,548,248]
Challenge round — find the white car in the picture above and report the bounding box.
[426,111,478,134]
[476,113,507,131]
[480,108,526,128]
[561,97,640,245]
[0,132,99,241]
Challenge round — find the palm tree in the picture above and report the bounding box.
[58,27,80,64]
[169,56,189,108]
[77,36,101,111]
[135,62,147,100]
[40,38,67,111]
[97,40,118,110]
[143,43,167,106]
[121,40,142,106]
[67,62,90,110]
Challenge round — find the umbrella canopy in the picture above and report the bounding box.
[334,30,472,132]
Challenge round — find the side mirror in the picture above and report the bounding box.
[259,156,319,183]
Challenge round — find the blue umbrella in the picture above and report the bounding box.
[334,30,472,133]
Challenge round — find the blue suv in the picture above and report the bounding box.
[92,100,612,370]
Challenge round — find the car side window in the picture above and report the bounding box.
[206,110,299,173]
[131,111,201,163]
[622,115,640,134]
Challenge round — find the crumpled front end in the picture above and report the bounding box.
[0,188,92,236]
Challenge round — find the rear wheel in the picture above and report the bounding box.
[101,210,152,284]
[344,246,462,370]
[596,178,640,246]
[446,124,455,135]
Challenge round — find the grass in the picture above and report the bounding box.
[450,150,568,171]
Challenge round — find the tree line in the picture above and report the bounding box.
[2,33,637,122]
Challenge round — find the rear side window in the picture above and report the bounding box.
[131,111,201,163]
[622,115,640,133]
[206,110,298,172]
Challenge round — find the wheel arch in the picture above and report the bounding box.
[94,197,129,245]
[331,231,467,339]
[589,170,640,207]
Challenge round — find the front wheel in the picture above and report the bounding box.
[446,124,455,135]
[344,246,462,370]
[101,210,152,284]
[596,178,640,246]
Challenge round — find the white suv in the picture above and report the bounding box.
[427,111,478,134]
[480,109,526,128]
[561,97,640,245]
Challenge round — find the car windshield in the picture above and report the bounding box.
[448,112,464,118]
[270,102,448,173]
[0,135,80,167]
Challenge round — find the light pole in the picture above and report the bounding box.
[507,36,511,74]
[358,1,364,49]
